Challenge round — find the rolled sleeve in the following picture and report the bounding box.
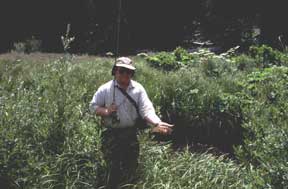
[138,87,161,124]
[89,87,105,114]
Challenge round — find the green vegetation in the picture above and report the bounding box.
[0,45,287,188]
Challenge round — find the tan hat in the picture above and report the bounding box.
[115,57,136,70]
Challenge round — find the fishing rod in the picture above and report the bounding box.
[114,0,122,62]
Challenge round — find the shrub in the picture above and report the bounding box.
[150,67,244,152]
[145,51,179,71]
[249,45,288,67]
[173,46,193,63]
[12,36,42,54]
[235,66,288,188]
[146,46,240,72]
[233,54,258,71]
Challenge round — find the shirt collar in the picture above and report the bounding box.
[114,79,135,90]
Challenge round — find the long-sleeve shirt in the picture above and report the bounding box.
[89,80,161,128]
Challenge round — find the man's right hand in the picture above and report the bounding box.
[96,104,117,117]
[106,104,117,116]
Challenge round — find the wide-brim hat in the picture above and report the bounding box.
[115,57,136,70]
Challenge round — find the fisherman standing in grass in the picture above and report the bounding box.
[90,57,173,188]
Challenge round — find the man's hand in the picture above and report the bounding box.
[96,104,117,117]
[156,122,173,128]
[106,103,117,116]
[152,122,174,135]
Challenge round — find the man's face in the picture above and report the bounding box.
[115,67,134,85]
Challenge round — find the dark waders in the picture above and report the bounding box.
[101,127,139,189]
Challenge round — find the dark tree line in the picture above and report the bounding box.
[0,0,287,54]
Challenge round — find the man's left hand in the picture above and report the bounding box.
[152,122,174,135]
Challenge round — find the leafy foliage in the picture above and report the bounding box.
[235,66,288,188]
[249,45,288,67]
[146,46,239,71]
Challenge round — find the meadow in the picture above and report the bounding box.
[0,46,287,188]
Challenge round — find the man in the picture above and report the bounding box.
[89,57,173,188]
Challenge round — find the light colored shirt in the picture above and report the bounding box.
[89,80,161,128]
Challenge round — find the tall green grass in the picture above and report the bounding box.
[136,135,263,189]
[0,48,287,188]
